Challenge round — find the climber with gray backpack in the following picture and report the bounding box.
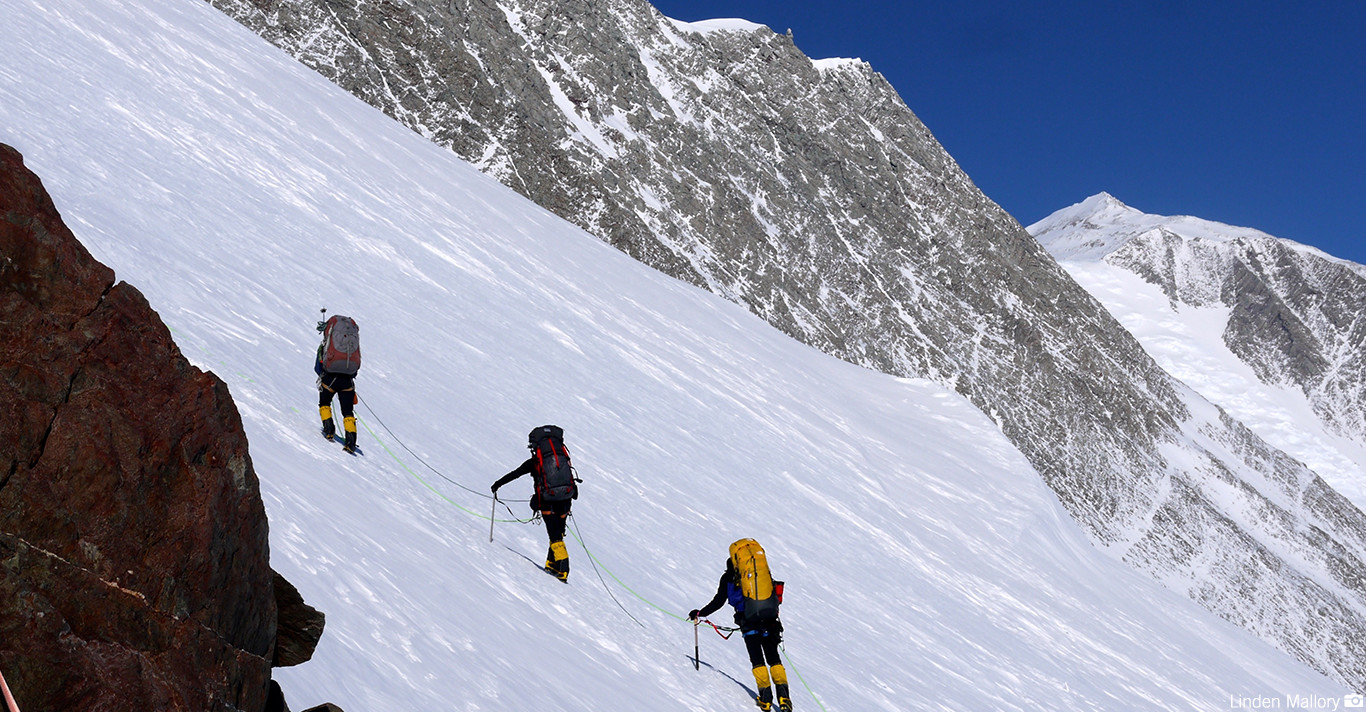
[491,425,580,581]
[314,309,362,454]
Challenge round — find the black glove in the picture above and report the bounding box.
[490,483,500,496]
[316,321,326,333]
[688,609,700,621]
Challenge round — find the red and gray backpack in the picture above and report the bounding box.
[529,425,577,503]
[318,315,362,376]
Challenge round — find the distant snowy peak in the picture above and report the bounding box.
[1031,192,1278,263]
[664,16,767,35]
[1033,193,1366,283]
[1027,193,1147,262]
[1036,191,1366,505]
[811,56,867,73]
[664,17,864,74]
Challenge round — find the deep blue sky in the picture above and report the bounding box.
[651,0,1366,264]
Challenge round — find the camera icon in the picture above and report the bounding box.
[1345,693,1364,708]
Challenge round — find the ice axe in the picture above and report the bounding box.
[693,617,700,670]
[489,493,498,543]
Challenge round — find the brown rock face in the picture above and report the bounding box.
[272,571,324,668]
[0,143,306,710]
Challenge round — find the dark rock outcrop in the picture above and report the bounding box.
[0,143,318,710]
[273,571,325,668]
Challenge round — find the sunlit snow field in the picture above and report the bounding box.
[1057,262,1366,510]
[0,0,1346,709]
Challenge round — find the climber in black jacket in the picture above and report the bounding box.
[690,539,791,711]
[491,425,578,581]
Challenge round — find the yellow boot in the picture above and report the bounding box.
[342,416,357,453]
[772,665,792,711]
[549,541,569,581]
[752,667,773,710]
[320,406,335,439]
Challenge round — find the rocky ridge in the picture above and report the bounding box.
[204,0,1366,686]
[0,143,324,711]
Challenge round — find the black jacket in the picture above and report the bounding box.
[492,457,536,492]
[697,570,733,621]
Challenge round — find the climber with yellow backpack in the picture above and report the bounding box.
[689,538,791,711]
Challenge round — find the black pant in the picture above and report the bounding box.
[318,373,355,417]
[540,498,571,544]
[743,621,783,669]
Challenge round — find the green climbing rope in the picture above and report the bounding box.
[355,415,526,524]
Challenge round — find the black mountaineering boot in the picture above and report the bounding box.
[756,686,773,711]
[776,683,793,711]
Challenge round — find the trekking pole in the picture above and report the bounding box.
[489,494,497,543]
[693,619,700,670]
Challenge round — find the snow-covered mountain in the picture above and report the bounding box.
[194,0,1366,688]
[0,0,1356,709]
[1032,194,1366,508]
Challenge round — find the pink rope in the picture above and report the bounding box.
[0,668,20,712]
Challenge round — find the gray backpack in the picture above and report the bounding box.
[319,315,361,375]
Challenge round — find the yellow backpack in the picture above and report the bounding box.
[729,538,779,623]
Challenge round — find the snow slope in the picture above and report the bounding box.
[0,1,1348,709]
[1032,195,1366,509]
